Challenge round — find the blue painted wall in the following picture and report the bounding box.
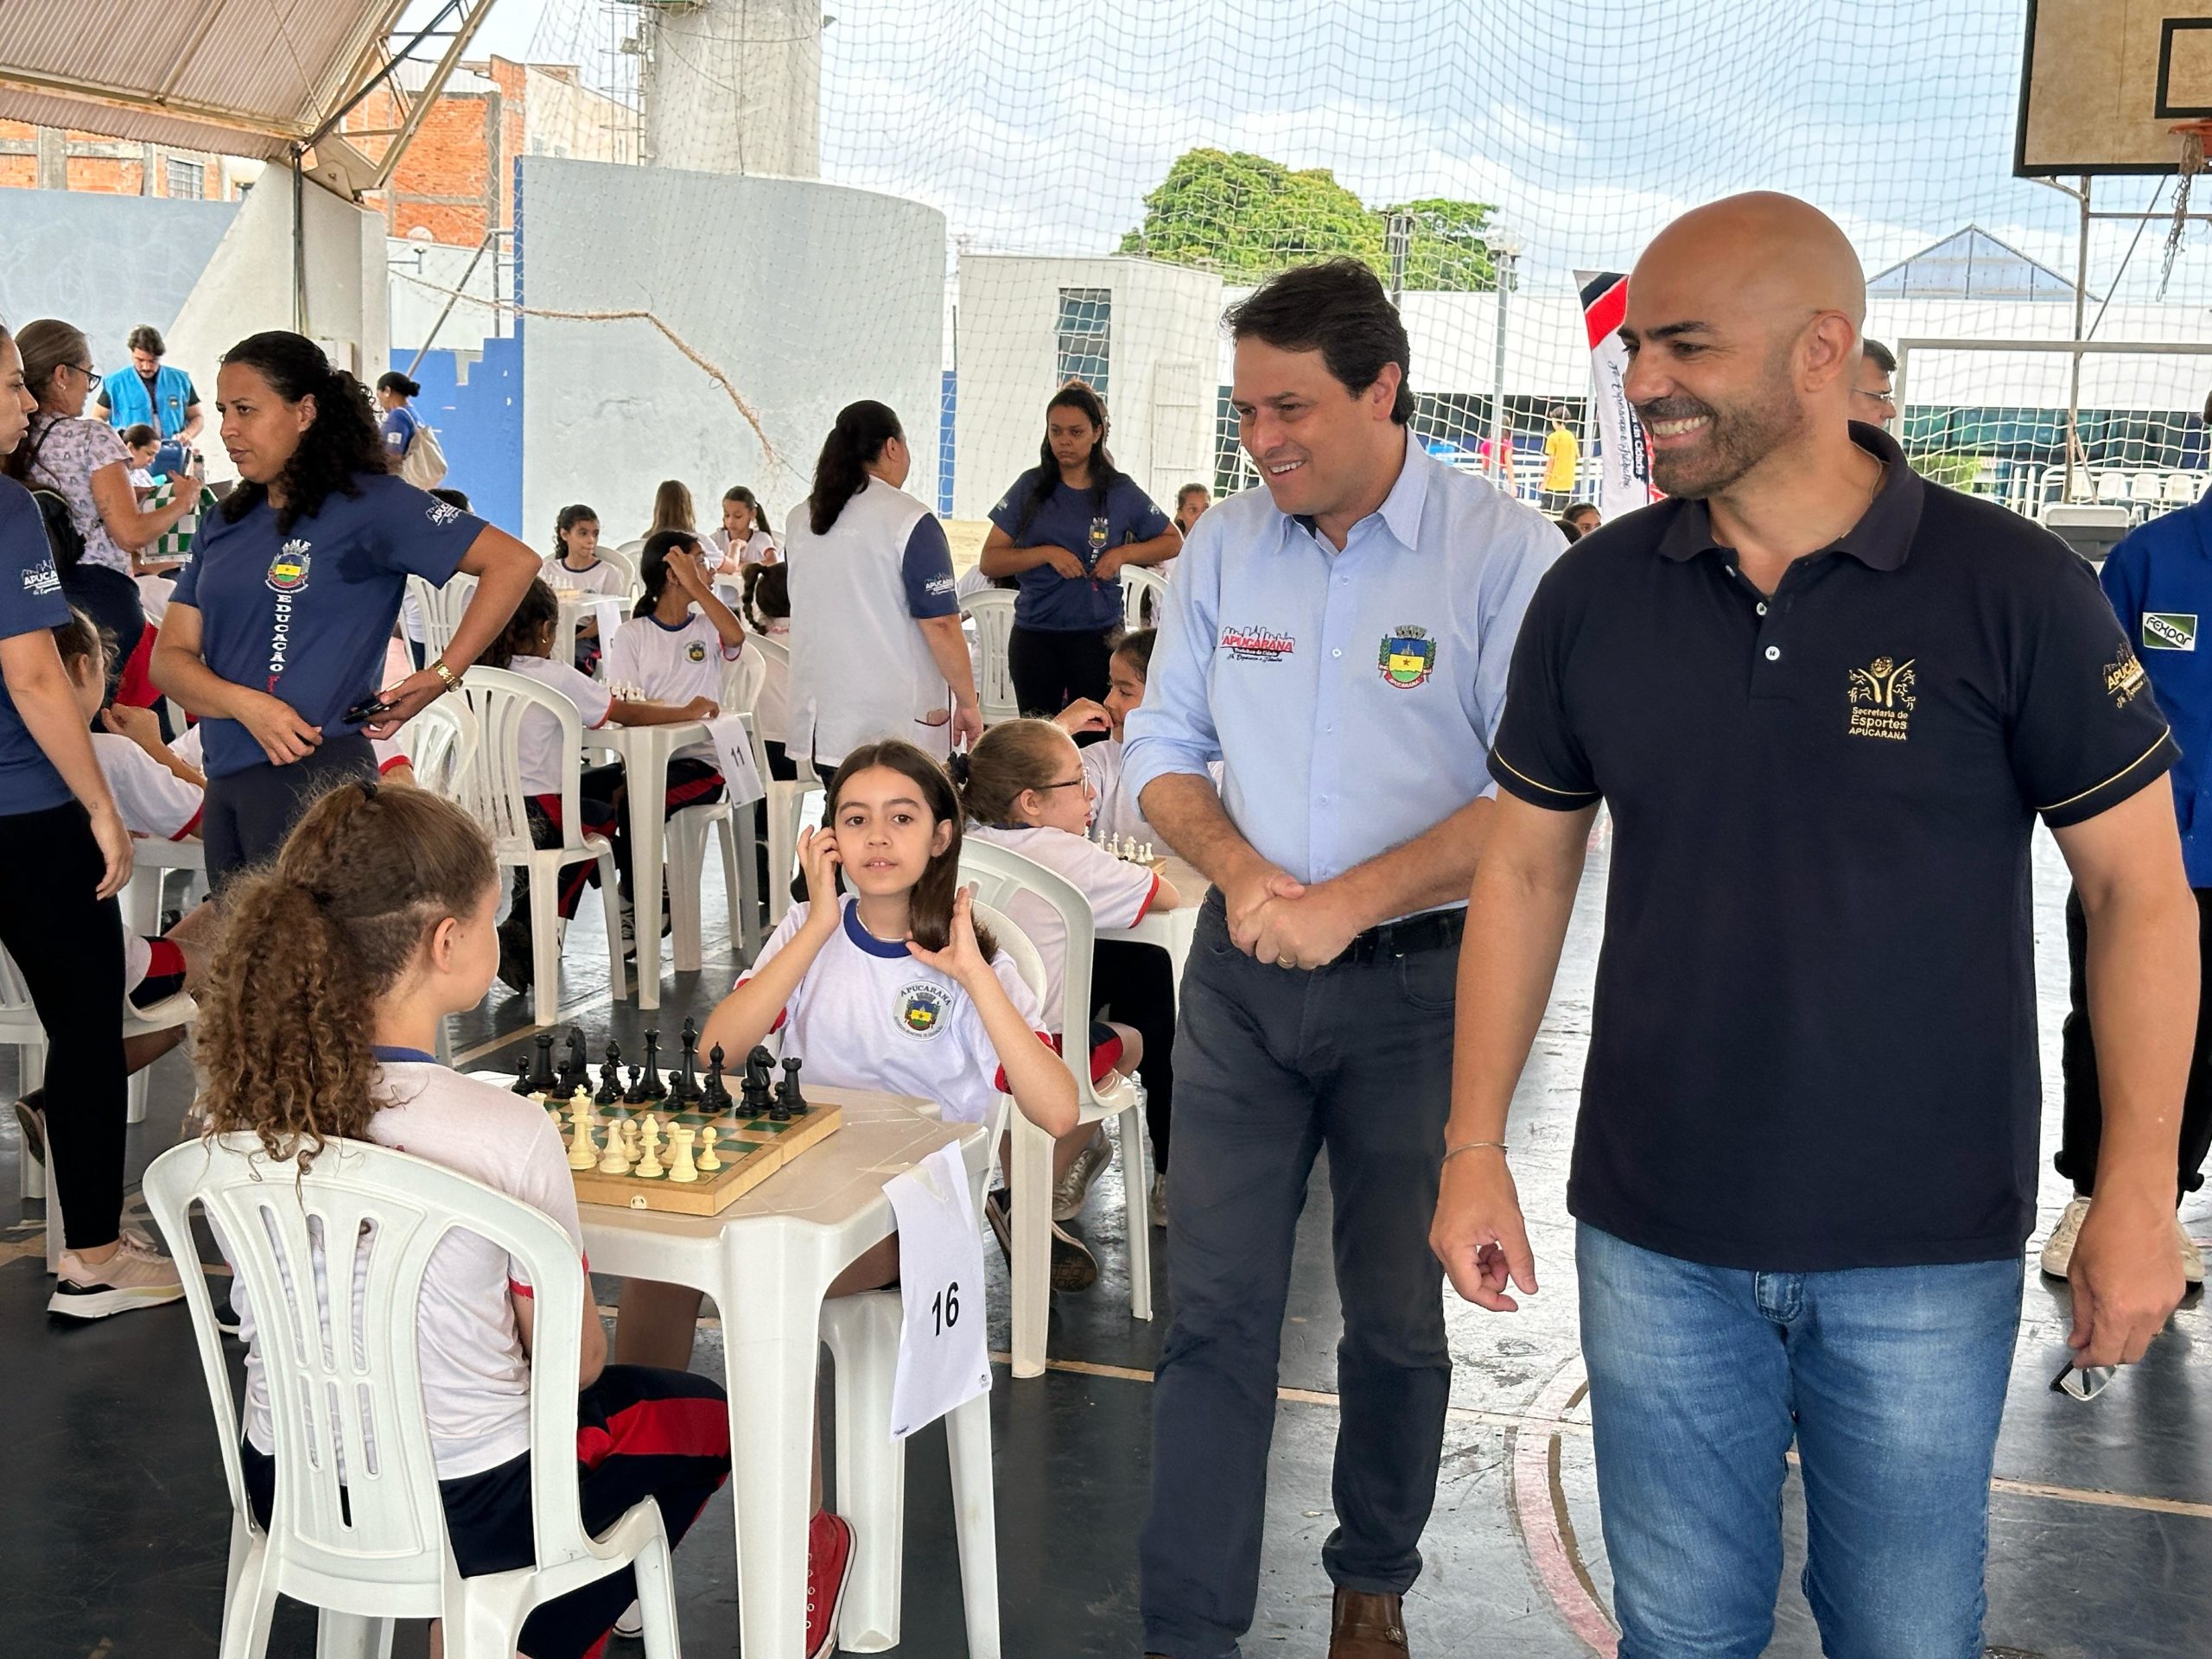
[412,334,524,536]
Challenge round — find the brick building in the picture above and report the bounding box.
[0,122,230,198]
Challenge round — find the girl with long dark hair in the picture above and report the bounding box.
[978,381,1180,715]
[150,330,538,887]
[543,502,623,672]
[0,318,175,1319]
[5,318,201,705]
[709,484,777,573]
[783,401,981,780]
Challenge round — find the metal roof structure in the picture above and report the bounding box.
[0,0,502,197]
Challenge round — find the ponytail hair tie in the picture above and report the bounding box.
[946,750,972,787]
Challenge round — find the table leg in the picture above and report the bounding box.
[630,735,670,1010]
[721,1253,830,1659]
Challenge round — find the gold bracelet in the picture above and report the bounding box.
[429,658,462,692]
[1442,1141,1508,1164]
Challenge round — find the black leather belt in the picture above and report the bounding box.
[1338,906,1465,965]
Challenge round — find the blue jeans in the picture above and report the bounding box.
[1576,1223,2022,1659]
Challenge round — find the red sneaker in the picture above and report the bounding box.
[806,1510,854,1659]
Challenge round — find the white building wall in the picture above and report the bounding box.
[641,0,820,179]
[519,157,942,546]
[954,254,1220,520]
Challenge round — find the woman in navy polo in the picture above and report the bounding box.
[978,383,1180,715]
[152,332,537,887]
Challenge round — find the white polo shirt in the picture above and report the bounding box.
[605,612,739,708]
[223,1053,588,1480]
[542,554,627,598]
[964,823,1159,1027]
[92,732,201,840]
[505,652,613,797]
[740,896,1048,1125]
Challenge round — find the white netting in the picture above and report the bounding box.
[474,0,2212,540]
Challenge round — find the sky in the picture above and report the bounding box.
[404,0,2212,307]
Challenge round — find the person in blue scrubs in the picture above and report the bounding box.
[0,320,174,1319]
[2044,457,2212,1285]
[152,331,538,887]
[979,382,1181,715]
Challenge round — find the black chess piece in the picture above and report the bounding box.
[511,1054,534,1096]
[624,1060,649,1105]
[702,1044,731,1115]
[556,1027,588,1094]
[741,1047,775,1117]
[595,1041,625,1106]
[671,1018,704,1106]
[529,1033,558,1095]
[639,1028,667,1102]
[775,1054,805,1121]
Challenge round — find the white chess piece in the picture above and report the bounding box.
[668,1123,699,1183]
[597,1118,632,1175]
[1141,841,1154,861]
[568,1100,596,1171]
[635,1113,664,1179]
[696,1125,721,1172]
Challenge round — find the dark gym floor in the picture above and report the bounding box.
[3,822,2207,1657]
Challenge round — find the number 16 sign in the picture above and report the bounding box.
[884,1141,994,1438]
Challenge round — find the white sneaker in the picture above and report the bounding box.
[1052,1126,1113,1222]
[619,901,639,960]
[2038,1197,2091,1278]
[50,1231,185,1319]
[2178,1217,2205,1286]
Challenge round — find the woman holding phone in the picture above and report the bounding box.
[152,331,537,887]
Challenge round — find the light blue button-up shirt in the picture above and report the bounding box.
[1123,427,1561,893]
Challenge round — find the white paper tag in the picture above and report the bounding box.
[590,597,626,646]
[883,1141,992,1439]
[704,715,766,808]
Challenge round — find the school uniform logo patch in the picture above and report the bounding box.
[685,640,708,663]
[265,539,312,594]
[2143,611,2197,652]
[1846,655,1916,741]
[1219,625,1295,663]
[895,982,950,1039]
[1378,626,1436,688]
[426,499,462,528]
[20,557,59,597]
[2105,646,2151,709]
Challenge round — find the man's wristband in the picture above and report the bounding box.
[1443,1141,1508,1165]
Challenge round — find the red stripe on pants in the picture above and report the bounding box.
[575,1394,732,1473]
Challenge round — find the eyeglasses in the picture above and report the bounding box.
[64,363,96,382]
[1853,388,1897,409]
[1034,777,1090,793]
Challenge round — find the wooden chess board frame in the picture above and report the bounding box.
[536,1094,843,1215]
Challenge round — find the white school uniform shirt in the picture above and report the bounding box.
[506,652,613,796]
[709,526,777,569]
[542,554,627,597]
[965,823,1160,1027]
[741,896,1049,1125]
[604,610,741,765]
[223,1056,588,1480]
[784,476,961,767]
[1078,739,1223,848]
[92,732,202,839]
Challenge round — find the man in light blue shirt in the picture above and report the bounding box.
[1125,257,1560,1659]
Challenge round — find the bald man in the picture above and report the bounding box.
[1432,193,2193,1656]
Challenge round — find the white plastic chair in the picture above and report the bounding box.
[820,1290,1001,1656]
[2131,471,2166,518]
[143,1134,685,1659]
[958,843,1153,1380]
[455,668,626,1013]
[959,590,1019,725]
[1120,565,1167,633]
[2094,471,2129,507]
[653,651,761,968]
[404,573,479,663]
[2163,470,2198,505]
[395,698,477,803]
[2,943,195,1270]
[732,632,810,927]
[594,546,640,591]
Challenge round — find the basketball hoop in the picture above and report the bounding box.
[2163,119,2212,293]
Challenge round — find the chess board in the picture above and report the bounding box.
[532,1091,842,1216]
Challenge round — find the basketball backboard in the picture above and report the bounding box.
[2017,1,2212,175]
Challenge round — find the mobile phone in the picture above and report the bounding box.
[343,695,394,726]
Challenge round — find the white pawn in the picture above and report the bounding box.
[696,1125,722,1172]
[597,1118,632,1175]
[668,1123,699,1184]
[1141,841,1154,861]
[635,1113,664,1179]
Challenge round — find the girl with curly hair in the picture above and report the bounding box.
[197,782,732,1659]
[149,330,539,886]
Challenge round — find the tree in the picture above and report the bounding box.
[1119,149,1498,291]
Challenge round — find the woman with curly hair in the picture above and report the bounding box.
[198,782,732,1659]
[151,330,537,886]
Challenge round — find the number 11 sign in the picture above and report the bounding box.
[884,1141,994,1438]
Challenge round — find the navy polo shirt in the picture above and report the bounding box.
[2096,494,2212,886]
[173,473,484,779]
[1491,423,2177,1272]
[0,479,73,814]
[988,467,1171,632]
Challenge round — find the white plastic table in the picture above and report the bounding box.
[1097,855,1205,1001]
[544,1082,994,1659]
[583,719,713,1010]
